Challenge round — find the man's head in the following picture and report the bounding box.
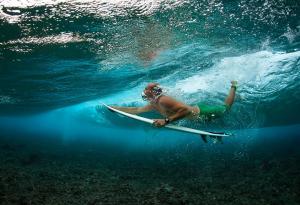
[142,83,163,101]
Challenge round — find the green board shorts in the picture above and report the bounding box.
[196,103,230,119]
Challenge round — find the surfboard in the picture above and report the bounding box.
[101,103,231,143]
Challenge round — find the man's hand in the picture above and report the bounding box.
[153,119,167,127]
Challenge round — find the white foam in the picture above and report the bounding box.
[0,32,84,45]
[175,50,300,97]
[280,26,300,44]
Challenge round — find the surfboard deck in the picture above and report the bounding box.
[101,103,231,143]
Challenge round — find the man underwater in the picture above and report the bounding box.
[112,81,237,127]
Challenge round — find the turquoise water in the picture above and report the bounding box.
[0,0,300,204]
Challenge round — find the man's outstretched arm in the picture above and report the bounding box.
[111,104,153,114]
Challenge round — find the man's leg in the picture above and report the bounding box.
[225,81,237,108]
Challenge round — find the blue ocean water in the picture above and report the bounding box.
[0,0,300,204]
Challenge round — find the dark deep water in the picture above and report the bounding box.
[0,0,300,204]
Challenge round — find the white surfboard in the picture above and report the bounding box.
[101,103,231,143]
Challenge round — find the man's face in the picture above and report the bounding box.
[144,87,152,96]
[142,84,157,101]
[142,87,153,100]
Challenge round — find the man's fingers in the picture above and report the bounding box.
[152,119,165,128]
[152,121,160,127]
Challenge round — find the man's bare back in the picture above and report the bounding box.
[111,82,237,127]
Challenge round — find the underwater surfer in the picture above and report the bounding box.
[111,81,237,127]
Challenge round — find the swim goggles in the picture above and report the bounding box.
[141,85,163,101]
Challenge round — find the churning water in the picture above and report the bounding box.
[0,0,300,204]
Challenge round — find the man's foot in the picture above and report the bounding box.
[231,81,238,90]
